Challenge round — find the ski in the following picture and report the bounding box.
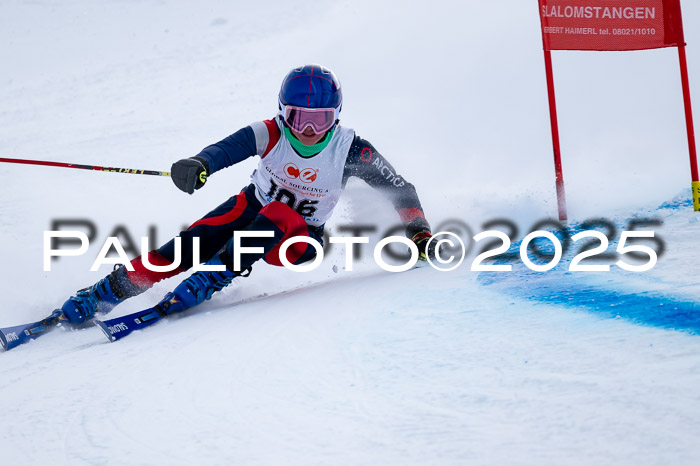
[0,310,65,351]
[95,270,386,343]
[95,306,167,343]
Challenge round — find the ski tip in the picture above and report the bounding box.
[94,320,116,343]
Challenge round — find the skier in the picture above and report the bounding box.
[59,64,435,324]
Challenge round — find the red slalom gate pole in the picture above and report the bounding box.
[543,50,568,221]
[0,157,171,177]
[677,45,700,211]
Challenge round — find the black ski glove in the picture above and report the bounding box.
[171,157,209,194]
[412,231,436,262]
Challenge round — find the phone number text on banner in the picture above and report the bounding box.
[538,0,685,51]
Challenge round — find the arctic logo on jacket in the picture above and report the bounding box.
[371,157,405,188]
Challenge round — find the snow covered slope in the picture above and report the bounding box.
[3,259,700,465]
[2,1,700,464]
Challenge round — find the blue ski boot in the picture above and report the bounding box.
[60,267,145,324]
[156,256,251,316]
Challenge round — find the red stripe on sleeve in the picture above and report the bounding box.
[398,208,426,224]
[262,120,280,158]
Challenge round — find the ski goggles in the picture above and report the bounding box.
[282,105,338,135]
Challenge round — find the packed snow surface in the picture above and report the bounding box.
[1,1,700,464]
